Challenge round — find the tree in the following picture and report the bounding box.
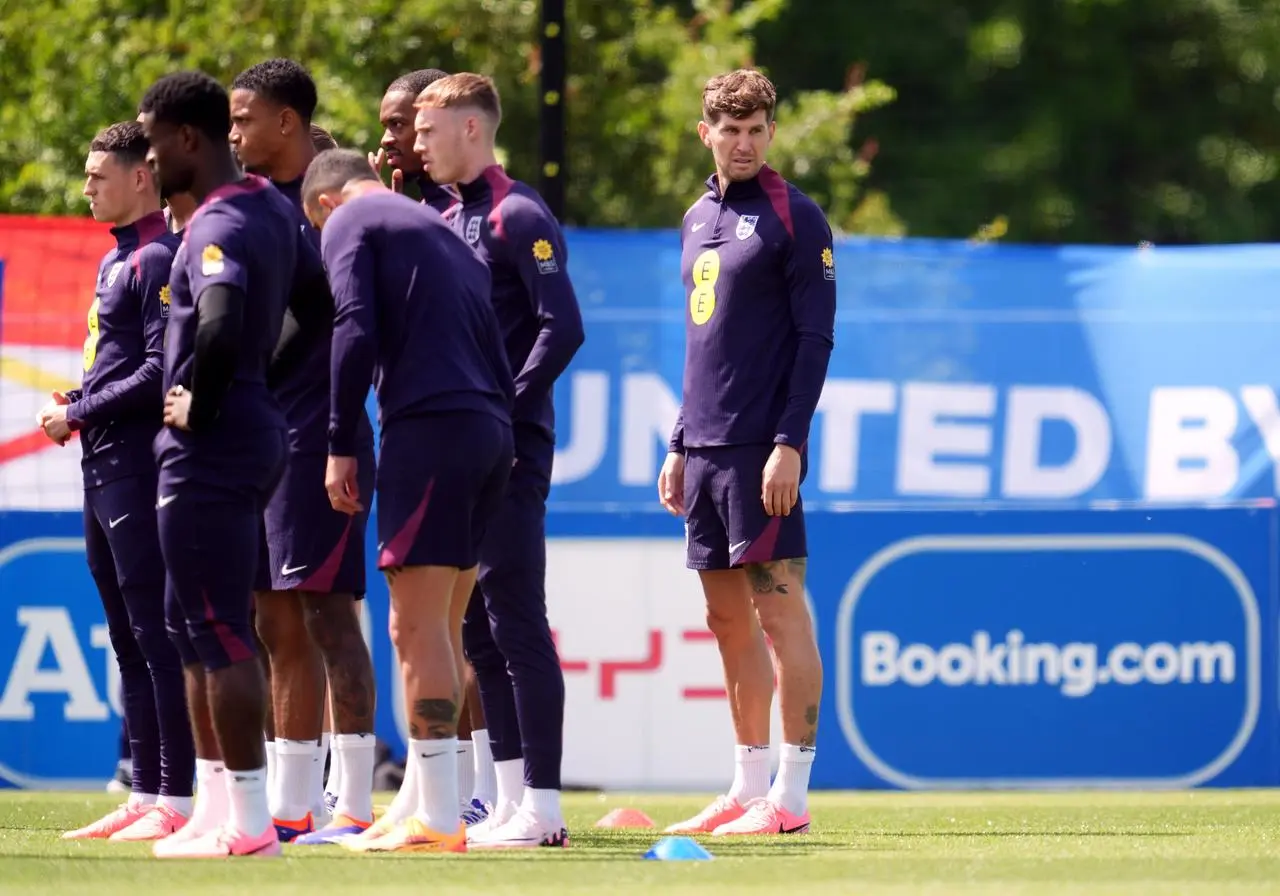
[756,0,1280,244]
[0,0,897,233]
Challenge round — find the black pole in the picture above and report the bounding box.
[540,0,566,220]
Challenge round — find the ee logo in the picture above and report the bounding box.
[689,249,721,326]
[82,298,101,372]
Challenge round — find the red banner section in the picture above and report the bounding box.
[0,215,114,348]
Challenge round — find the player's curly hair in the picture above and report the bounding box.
[232,58,318,124]
[702,69,777,124]
[139,71,231,143]
[387,68,449,97]
[90,121,149,166]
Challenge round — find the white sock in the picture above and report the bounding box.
[273,739,316,821]
[311,734,331,816]
[325,735,344,799]
[157,794,193,816]
[456,740,475,809]
[727,744,771,804]
[494,758,524,812]
[127,792,158,809]
[333,733,375,823]
[520,787,562,825]
[226,767,272,836]
[410,737,459,832]
[767,744,815,815]
[188,759,228,836]
[471,729,497,805]
[264,739,277,796]
[383,749,420,824]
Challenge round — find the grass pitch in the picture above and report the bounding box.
[2,790,1280,894]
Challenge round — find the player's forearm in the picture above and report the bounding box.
[64,388,83,404]
[775,336,834,449]
[328,321,375,456]
[66,359,163,429]
[188,284,245,431]
[512,318,584,416]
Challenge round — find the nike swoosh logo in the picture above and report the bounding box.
[420,751,447,760]
[281,564,308,576]
[156,495,177,508]
[108,514,129,528]
[780,822,809,834]
[729,540,750,554]
[691,222,706,232]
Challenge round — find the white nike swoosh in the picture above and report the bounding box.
[156,495,177,508]
[691,222,706,232]
[729,540,750,554]
[108,515,129,528]
[281,564,308,577]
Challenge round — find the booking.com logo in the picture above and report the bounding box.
[860,630,1236,698]
[834,531,1262,790]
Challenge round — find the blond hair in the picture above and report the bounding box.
[702,69,777,124]
[414,73,502,125]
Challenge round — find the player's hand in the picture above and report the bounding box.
[368,147,386,178]
[39,400,72,446]
[390,167,404,193]
[35,390,70,431]
[163,385,192,431]
[657,452,686,516]
[762,444,801,517]
[326,455,364,515]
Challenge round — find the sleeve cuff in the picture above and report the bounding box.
[65,403,85,431]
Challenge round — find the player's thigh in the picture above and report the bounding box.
[683,448,732,571]
[97,474,165,602]
[377,412,510,571]
[83,489,119,592]
[720,444,808,567]
[264,448,371,596]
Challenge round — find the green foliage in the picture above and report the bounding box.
[756,0,1280,244]
[0,0,897,233]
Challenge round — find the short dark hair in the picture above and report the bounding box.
[301,148,379,205]
[309,124,338,152]
[139,71,231,142]
[702,69,778,124]
[90,121,149,166]
[231,58,319,124]
[387,68,449,97]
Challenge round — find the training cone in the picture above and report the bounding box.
[643,836,714,861]
[596,808,656,829]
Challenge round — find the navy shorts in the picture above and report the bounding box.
[376,412,513,570]
[255,446,375,596]
[158,430,287,670]
[683,444,808,570]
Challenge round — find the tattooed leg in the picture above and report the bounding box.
[745,558,821,747]
[385,565,463,741]
[300,594,374,735]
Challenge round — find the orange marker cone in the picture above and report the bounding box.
[596,808,656,829]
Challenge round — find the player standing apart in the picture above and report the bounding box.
[301,148,515,853]
[414,73,584,848]
[658,69,834,837]
[138,70,309,858]
[49,121,195,842]
[229,58,378,845]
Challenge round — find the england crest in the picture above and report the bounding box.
[736,215,759,240]
[465,216,482,244]
[105,261,125,288]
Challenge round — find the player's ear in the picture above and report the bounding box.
[280,107,295,136]
[697,120,712,147]
[767,119,776,141]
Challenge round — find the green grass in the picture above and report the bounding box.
[3,790,1280,894]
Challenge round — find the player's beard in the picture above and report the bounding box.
[158,163,195,199]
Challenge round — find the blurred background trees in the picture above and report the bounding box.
[4,0,1280,243]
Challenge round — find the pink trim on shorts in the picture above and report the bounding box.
[297,517,353,594]
[379,478,435,568]
[737,515,783,566]
[202,589,254,663]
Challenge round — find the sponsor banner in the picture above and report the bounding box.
[1,506,1274,790]
[8,232,1280,511]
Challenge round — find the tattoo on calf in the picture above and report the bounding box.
[800,703,819,747]
[412,697,458,739]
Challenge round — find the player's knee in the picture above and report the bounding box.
[165,622,200,668]
[254,596,305,653]
[187,616,257,671]
[753,593,814,648]
[300,598,360,656]
[705,601,758,647]
[132,621,180,669]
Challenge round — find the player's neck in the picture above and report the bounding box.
[342,179,385,202]
[191,149,245,205]
[269,141,317,185]
[111,201,161,231]
[457,148,500,188]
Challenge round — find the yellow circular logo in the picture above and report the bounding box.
[82,297,101,372]
[689,249,721,326]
